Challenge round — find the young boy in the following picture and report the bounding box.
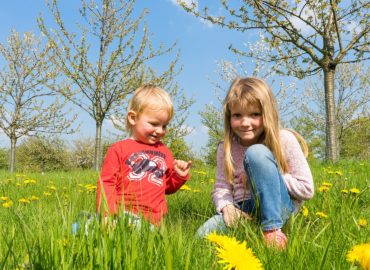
[96,85,191,225]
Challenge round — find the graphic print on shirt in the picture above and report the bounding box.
[125,152,167,186]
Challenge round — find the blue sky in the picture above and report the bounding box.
[0,0,259,152]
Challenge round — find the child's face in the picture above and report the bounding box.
[230,102,264,146]
[128,107,170,145]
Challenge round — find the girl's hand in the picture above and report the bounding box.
[173,159,192,178]
[221,204,252,227]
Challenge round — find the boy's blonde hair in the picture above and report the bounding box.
[223,77,291,184]
[126,85,174,134]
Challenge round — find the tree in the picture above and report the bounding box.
[340,117,369,159]
[0,30,76,172]
[16,136,71,172]
[199,40,299,165]
[292,63,369,158]
[38,0,181,170]
[180,0,370,162]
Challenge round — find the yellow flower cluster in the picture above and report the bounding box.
[347,243,370,270]
[179,184,200,193]
[207,232,264,270]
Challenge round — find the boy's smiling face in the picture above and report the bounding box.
[128,107,170,145]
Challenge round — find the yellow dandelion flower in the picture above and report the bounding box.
[180,184,192,191]
[207,232,264,270]
[18,198,31,204]
[319,186,330,192]
[347,243,370,270]
[349,188,360,194]
[16,183,21,187]
[49,185,57,191]
[335,171,343,176]
[0,196,9,201]
[341,189,349,194]
[322,182,333,187]
[29,179,37,184]
[58,238,68,247]
[192,189,201,193]
[3,201,13,208]
[302,206,309,217]
[358,219,368,228]
[23,179,31,184]
[316,212,328,219]
[43,192,52,196]
[30,196,39,201]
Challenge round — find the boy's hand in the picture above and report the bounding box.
[173,159,192,178]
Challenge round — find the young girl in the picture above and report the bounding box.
[197,77,314,250]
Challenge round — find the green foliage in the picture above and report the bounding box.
[0,161,369,269]
[16,137,72,172]
[340,117,370,160]
[70,138,95,170]
[0,148,8,170]
[164,137,193,162]
[38,0,185,170]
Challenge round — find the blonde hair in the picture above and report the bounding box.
[223,77,289,184]
[126,85,174,134]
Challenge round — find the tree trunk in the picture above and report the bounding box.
[94,121,103,171]
[323,67,339,162]
[9,137,17,172]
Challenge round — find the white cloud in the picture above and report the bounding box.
[170,0,198,10]
[289,3,315,35]
[169,0,213,28]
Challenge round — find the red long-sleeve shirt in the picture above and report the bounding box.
[96,139,188,224]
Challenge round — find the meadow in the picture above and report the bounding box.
[0,160,369,269]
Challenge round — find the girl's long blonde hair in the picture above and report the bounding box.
[223,77,298,184]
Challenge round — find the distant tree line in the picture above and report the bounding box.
[0,0,194,172]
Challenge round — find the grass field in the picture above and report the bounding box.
[0,160,369,269]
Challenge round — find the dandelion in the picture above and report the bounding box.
[3,201,13,208]
[85,184,97,192]
[43,192,52,196]
[341,189,349,194]
[302,206,309,217]
[49,185,57,191]
[349,188,360,194]
[335,171,343,176]
[207,232,264,270]
[0,196,9,201]
[18,198,31,204]
[322,182,333,187]
[180,184,192,191]
[58,238,68,247]
[30,196,39,201]
[347,243,370,270]
[316,212,328,219]
[319,186,330,192]
[358,219,368,228]
[24,179,37,185]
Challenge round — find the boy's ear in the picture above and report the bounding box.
[127,110,137,126]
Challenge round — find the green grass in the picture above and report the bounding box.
[0,161,369,269]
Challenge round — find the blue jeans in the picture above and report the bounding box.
[196,144,294,237]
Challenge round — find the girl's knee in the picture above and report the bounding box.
[245,144,273,164]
